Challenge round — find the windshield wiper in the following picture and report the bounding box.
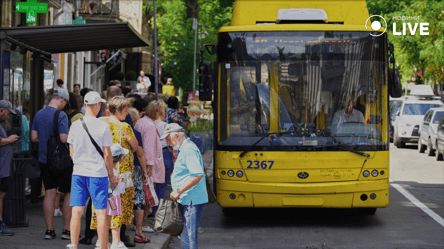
[311,144,370,157]
[239,131,295,158]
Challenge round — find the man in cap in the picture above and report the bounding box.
[161,123,208,248]
[0,100,18,236]
[66,91,117,249]
[31,88,72,240]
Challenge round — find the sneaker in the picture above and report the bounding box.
[95,240,111,249]
[44,230,56,240]
[130,224,136,231]
[142,226,154,233]
[54,209,63,217]
[0,222,14,236]
[61,229,71,240]
[111,242,128,249]
[66,244,77,249]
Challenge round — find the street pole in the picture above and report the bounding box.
[154,0,158,95]
[192,17,198,94]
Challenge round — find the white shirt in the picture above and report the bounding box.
[155,120,168,148]
[67,116,113,177]
[331,109,365,125]
[137,83,148,93]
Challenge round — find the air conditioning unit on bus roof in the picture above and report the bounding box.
[276,9,328,23]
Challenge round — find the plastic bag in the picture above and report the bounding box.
[145,177,159,207]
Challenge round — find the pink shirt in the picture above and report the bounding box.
[135,116,165,183]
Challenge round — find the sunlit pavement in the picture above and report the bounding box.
[168,144,444,249]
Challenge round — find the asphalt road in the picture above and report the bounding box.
[169,144,444,249]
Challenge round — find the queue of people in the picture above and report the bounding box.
[0,79,208,249]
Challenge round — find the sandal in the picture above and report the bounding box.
[134,234,150,243]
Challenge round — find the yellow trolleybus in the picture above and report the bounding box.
[199,0,402,215]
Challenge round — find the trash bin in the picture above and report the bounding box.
[3,151,39,227]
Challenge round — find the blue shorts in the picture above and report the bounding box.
[70,175,108,210]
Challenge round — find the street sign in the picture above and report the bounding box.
[16,0,48,24]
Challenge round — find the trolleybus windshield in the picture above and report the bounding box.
[217,31,388,151]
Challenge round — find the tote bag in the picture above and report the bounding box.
[154,199,183,236]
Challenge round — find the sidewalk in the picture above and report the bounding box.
[2,149,214,249]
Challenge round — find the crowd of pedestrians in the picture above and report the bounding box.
[0,79,208,249]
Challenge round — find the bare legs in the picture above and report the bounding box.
[111,228,121,244]
[54,193,61,212]
[135,209,144,236]
[70,206,83,246]
[43,188,56,230]
[97,209,111,249]
[62,193,72,230]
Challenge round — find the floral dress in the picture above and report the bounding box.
[91,121,135,229]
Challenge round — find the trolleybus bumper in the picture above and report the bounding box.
[216,179,389,208]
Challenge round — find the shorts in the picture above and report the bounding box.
[70,175,108,210]
[133,165,145,210]
[0,177,10,193]
[39,162,72,194]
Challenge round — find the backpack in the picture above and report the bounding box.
[47,110,73,176]
[68,111,81,128]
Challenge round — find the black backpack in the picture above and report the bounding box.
[47,110,73,176]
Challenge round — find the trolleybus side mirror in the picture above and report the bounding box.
[199,44,216,101]
[388,43,402,98]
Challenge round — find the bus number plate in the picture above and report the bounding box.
[246,161,274,169]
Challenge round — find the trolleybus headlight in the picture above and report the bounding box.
[236,171,243,178]
[363,170,370,177]
[221,170,226,175]
[229,194,236,199]
[371,170,378,177]
[370,193,377,200]
[227,170,234,177]
[380,170,385,175]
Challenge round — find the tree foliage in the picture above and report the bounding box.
[152,0,234,91]
[367,0,444,85]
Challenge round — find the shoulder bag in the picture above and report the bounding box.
[47,110,73,176]
[154,199,184,236]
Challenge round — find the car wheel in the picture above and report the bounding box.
[394,130,405,148]
[418,139,426,153]
[357,208,377,215]
[427,138,435,156]
[436,143,443,161]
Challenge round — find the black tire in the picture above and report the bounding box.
[394,130,405,148]
[418,140,426,153]
[357,208,377,215]
[436,143,443,161]
[222,208,237,217]
[427,138,435,156]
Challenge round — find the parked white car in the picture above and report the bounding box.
[393,85,443,148]
[418,108,444,156]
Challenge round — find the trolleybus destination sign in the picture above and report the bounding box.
[16,0,48,24]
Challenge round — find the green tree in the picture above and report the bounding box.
[367,0,444,86]
[152,0,234,91]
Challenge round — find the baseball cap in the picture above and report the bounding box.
[0,100,16,115]
[110,143,129,157]
[53,88,69,101]
[84,91,106,105]
[160,123,185,140]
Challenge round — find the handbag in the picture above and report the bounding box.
[47,110,73,176]
[106,189,122,216]
[206,177,217,204]
[145,177,159,207]
[154,199,184,236]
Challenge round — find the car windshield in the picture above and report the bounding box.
[390,101,402,115]
[217,31,388,151]
[433,111,444,124]
[402,104,442,115]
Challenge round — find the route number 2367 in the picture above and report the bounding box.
[246,160,274,169]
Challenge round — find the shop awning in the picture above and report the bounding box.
[0,22,149,54]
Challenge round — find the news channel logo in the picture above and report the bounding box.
[365,15,387,37]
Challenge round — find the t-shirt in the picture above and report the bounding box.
[32,106,69,163]
[137,76,152,89]
[67,116,113,177]
[137,83,148,93]
[0,124,12,179]
[331,109,365,125]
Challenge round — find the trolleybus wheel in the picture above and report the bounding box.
[357,208,377,215]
